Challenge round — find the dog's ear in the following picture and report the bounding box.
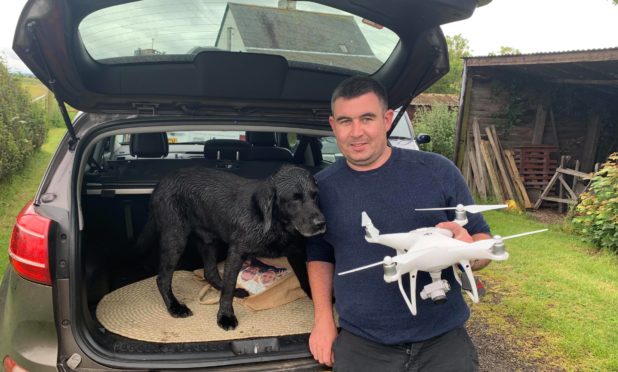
[253,182,275,233]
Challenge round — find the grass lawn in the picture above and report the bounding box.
[0,127,66,276]
[473,210,618,371]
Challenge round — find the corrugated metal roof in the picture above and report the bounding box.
[465,47,618,63]
[463,47,618,96]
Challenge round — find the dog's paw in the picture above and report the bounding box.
[234,288,250,298]
[217,313,238,330]
[169,303,193,318]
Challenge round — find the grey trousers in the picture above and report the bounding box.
[332,327,479,372]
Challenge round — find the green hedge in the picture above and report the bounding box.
[413,104,458,160]
[571,153,618,253]
[0,61,47,180]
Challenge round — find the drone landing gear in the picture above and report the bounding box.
[396,271,453,316]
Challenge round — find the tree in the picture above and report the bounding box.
[0,59,48,180]
[488,46,522,56]
[425,34,471,95]
[413,104,459,160]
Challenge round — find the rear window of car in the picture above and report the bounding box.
[106,130,291,161]
[78,0,399,74]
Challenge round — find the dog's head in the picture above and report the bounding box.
[254,165,326,237]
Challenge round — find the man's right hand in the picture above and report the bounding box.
[309,320,337,367]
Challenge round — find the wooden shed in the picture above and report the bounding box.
[454,48,618,208]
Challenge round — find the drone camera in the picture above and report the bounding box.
[433,295,448,305]
[420,280,451,304]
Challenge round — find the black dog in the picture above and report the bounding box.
[137,165,326,330]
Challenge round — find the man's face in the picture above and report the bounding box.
[329,92,394,171]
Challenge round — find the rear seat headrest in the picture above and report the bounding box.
[246,131,276,147]
[203,139,251,161]
[130,133,169,158]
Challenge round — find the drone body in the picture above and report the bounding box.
[339,204,547,316]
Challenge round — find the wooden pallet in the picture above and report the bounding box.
[514,145,558,197]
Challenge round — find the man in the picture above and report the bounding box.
[307,76,491,371]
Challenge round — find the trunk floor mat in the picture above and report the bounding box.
[96,271,314,343]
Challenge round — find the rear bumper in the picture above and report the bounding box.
[0,267,58,371]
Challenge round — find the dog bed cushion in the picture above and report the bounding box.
[96,270,314,343]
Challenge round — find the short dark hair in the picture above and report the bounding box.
[331,76,389,112]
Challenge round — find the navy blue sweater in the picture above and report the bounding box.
[306,147,490,345]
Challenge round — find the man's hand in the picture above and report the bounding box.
[307,261,336,366]
[309,320,337,367]
[435,221,491,270]
[436,221,474,243]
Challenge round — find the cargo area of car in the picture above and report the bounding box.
[75,130,327,361]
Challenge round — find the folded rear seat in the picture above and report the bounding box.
[246,131,293,162]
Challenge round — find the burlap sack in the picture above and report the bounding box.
[193,257,307,311]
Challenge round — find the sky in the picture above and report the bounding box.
[2,0,618,74]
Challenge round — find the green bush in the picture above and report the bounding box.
[0,61,48,180]
[413,104,458,160]
[571,153,618,252]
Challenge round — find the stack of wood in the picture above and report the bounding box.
[461,119,533,209]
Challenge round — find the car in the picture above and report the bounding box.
[2,0,482,370]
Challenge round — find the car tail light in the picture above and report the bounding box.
[3,355,29,372]
[8,201,52,286]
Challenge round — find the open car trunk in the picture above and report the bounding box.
[75,127,327,366]
[81,194,315,350]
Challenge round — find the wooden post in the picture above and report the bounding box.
[462,148,472,191]
[549,108,560,148]
[472,118,487,199]
[572,160,581,194]
[468,148,485,200]
[531,103,547,144]
[480,140,504,201]
[504,150,533,209]
[558,156,566,213]
[485,126,516,201]
[581,112,601,172]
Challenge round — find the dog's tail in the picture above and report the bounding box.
[135,216,159,273]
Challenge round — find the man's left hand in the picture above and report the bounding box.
[435,221,491,271]
[436,221,474,243]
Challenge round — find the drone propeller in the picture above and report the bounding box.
[338,261,384,276]
[500,229,548,240]
[415,203,507,214]
[451,229,548,250]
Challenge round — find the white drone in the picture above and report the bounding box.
[338,204,547,316]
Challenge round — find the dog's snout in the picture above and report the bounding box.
[314,217,326,232]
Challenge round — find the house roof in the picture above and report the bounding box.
[463,47,618,96]
[220,3,383,72]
